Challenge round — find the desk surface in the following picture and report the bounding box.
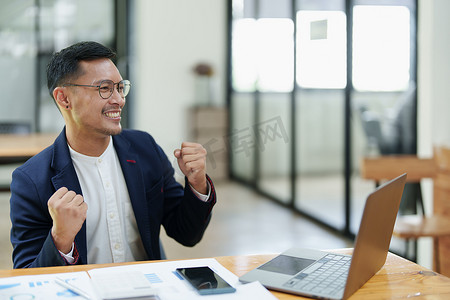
[1,250,449,299]
[0,133,57,163]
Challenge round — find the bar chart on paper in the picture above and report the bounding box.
[145,273,163,284]
[28,280,50,288]
[0,272,93,299]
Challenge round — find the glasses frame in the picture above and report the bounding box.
[63,79,131,99]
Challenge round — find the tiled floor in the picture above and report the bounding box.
[0,180,352,269]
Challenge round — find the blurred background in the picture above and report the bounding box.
[1,0,449,273]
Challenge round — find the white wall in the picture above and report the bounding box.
[417,0,450,269]
[427,0,450,148]
[133,0,227,159]
[419,0,450,154]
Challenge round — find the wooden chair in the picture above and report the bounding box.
[360,154,450,275]
[432,147,450,276]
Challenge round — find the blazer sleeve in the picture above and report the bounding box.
[150,139,217,247]
[10,168,72,268]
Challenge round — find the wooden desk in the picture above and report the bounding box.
[0,133,57,164]
[1,251,449,299]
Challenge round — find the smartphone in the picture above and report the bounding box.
[176,266,236,295]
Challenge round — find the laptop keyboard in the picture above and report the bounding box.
[283,254,351,296]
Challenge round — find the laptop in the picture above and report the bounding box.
[240,173,407,300]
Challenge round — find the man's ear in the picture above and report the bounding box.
[53,87,70,110]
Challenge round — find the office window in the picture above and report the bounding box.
[296,11,347,89]
[232,18,294,92]
[256,19,294,92]
[352,5,410,91]
[232,18,257,92]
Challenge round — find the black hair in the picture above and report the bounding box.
[46,41,116,99]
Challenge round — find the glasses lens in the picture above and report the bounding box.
[97,80,131,99]
[99,80,114,99]
[119,80,131,97]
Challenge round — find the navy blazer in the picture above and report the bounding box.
[10,128,216,268]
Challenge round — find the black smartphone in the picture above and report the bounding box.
[176,266,236,295]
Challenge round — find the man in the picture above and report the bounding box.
[10,41,216,268]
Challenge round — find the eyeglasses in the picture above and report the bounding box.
[63,79,131,99]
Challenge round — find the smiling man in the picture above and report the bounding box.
[9,41,216,268]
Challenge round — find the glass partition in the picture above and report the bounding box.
[1,0,117,133]
[228,0,417,240]
[258,93,291,203]
[295,89,346,229]
[293,2,347,229]
[0,1,37,130]
[351,2,416,253]
[230,93,256,181]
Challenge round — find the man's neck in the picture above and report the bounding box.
[66,129,111,157]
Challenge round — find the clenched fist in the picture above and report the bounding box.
[174,142,208,194]
[48,187,87,254]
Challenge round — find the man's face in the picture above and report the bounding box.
[66,58,125,138]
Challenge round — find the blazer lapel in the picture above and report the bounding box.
[50,128,87,264]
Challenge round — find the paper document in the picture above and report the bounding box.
[88,258,276,300]
[0,258,276,300]
[90,270,156,299]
